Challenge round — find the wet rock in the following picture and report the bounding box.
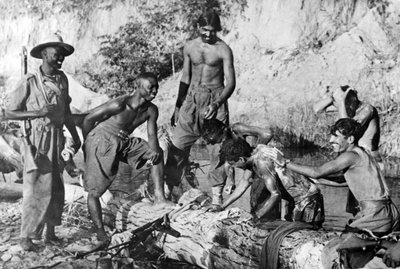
[10,255,21,262]
[1,253,12,262]
[8,245,23,254]
[0,244,10,252]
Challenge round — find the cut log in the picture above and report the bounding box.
[110,189,340,269]
[0,182,114,208]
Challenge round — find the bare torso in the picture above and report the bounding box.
[187,37,229,88]
[94,96,154,135]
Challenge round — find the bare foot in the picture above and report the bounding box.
[153,198,176,210]
[20,238,38,251]
[95,228,110,249]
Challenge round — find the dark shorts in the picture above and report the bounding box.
[84,127,157,197]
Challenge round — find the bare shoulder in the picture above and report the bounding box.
[146,102,159,117]
[184,38,199,52]
[111,95,130,109]
[216,39,233,55]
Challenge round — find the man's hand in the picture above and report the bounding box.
[170,107,180,127]
[383,242,400,268]
[204,103,218,120]
[332,87,351,105]
[262,147,287,167]
[39,104,56,117]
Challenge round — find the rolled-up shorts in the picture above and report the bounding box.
[171,84,229,152]
[84,127,158,197]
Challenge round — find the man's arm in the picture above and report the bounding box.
[313,96,334,114]
[146,105,161,152]
[64,106,81,153]
[252,163,282,219]
[81,100,124,140]
[231,123,273,145]
[204,45,236,119]
[4,105,56,121]
[221,169,252,210]
[263,147,358,179]
[352,104,375,126]
[288,152,357,179]
[171,44,191,126]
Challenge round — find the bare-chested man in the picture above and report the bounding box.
[82,72,173,246]
[314,85,380,155]
[166,10,236,197]
[211,138,324,226]
[314,85,381,216]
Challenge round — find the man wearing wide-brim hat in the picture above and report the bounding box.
[3,33,81,251]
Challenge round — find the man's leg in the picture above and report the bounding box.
[207,143,227,205]
[150,153,174,206]
[87,192,109,244]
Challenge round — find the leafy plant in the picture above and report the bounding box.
[78,0,247,97]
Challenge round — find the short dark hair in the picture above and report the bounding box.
[197,10,222,31]
[137,72,158,82]
[330,118,362,142]
[219,138,253,163]
[202,118,227,143]
[341,85,360,118]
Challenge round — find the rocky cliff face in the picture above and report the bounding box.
[1,0,399,156]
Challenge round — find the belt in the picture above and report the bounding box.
[189,84,223,94]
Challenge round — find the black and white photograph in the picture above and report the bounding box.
[1,1,400,268]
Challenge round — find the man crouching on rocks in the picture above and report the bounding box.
[82,72,174,247]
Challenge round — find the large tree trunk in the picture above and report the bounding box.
[110,189,340,269]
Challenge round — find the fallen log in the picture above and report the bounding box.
[110,189,340,269]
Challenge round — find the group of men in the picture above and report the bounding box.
[2,9,400,269]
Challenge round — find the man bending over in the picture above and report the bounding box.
[82,72,173,246]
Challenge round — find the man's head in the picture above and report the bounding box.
[219,138,252,168]
[341,85,360,118]
[30,33,74,69]
[197,10,221,44]
[202,118,227,145]
[136,72,159,101]
[329,118,361,153]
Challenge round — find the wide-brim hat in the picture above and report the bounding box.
[30,33,74,59]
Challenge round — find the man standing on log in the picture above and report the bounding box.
[264,118,398,234]
[4,33,81,251]
[212,137,325,226]
[166,10,236,200]
[82,72,173,247]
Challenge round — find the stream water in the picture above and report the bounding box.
[190,146,400,231]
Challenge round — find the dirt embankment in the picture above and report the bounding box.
[1,0,400,156]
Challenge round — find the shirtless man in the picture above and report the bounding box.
[166,10,235,195]
[82,72,172,245]
[201,118,272,205]
[264,118,398,235]
[314,85,381,216]
[211,138,324,226]
[314,85,380,155]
